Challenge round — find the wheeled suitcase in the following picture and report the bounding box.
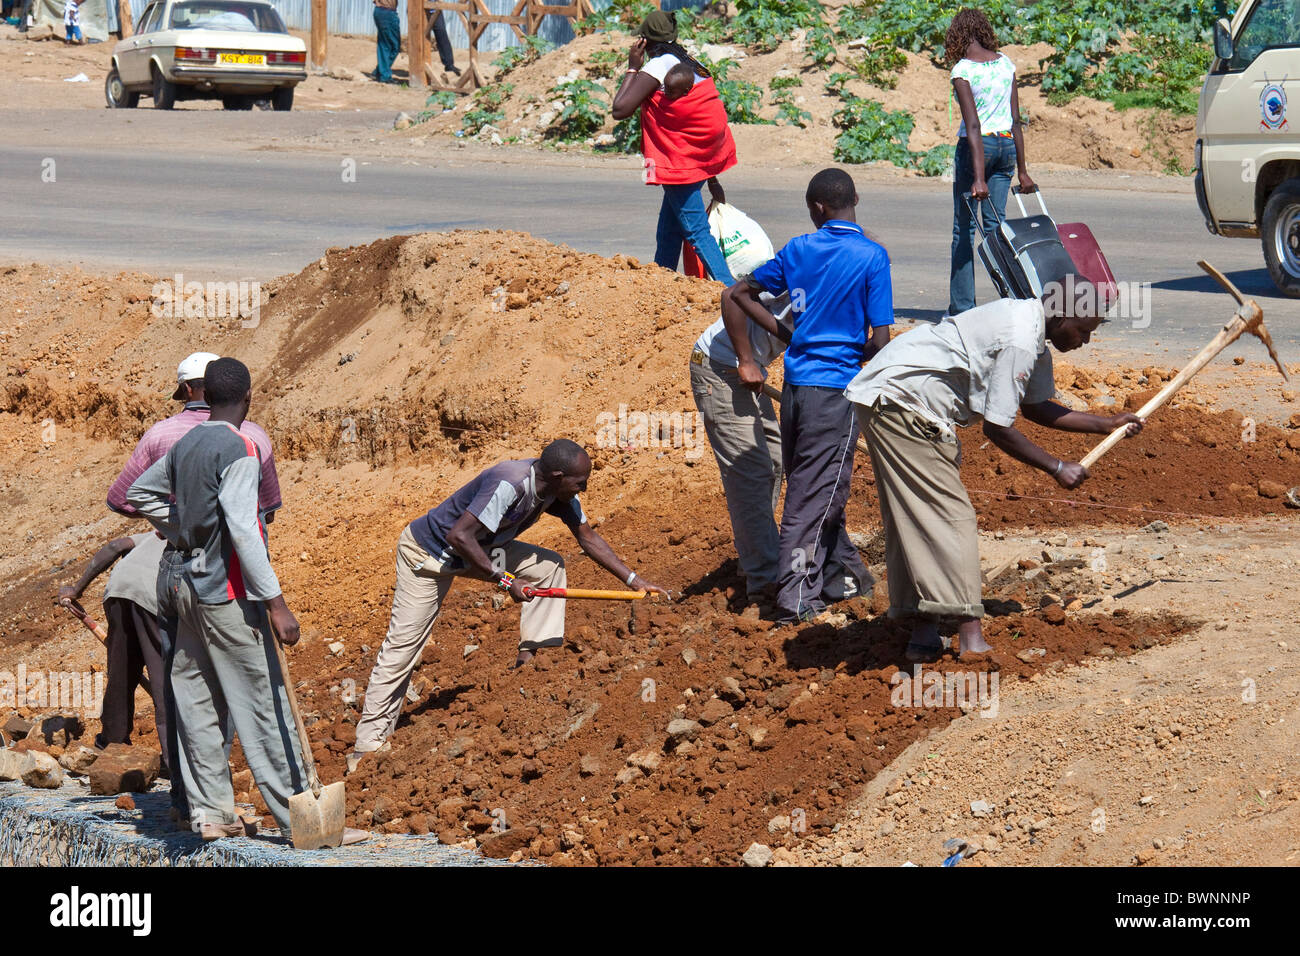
[1057,221,1119,313]
[967,187,1078,300]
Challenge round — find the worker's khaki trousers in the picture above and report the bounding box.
[690,356,782,595]
[857,402,985,619]
[353,526,565,753]
[165,574,305,834]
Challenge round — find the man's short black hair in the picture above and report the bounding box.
[204,357,251,407]
[806,167,856,209]
[540,438,589,475]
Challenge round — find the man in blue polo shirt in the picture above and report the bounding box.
[722,168,894,623]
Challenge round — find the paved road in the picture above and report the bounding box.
[2,110,1298,358]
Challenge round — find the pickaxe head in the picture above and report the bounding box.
[1200,260,1290,382]
[1246,309,1290,382]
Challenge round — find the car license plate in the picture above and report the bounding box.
[218,53,265,66]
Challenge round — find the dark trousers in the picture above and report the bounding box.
[156,549,189,814]
[949,133,1018,314]
[96,598,169,760]
[373,6,401,82]
[429,11,455,70]
[776,383,871,621]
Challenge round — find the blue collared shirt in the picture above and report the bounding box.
[749,220,894,388]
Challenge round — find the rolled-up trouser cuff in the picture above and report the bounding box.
[889,600,985,619]
[518,636,564,652]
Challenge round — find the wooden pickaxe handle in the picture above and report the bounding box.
[522,587,648,601]
[57,599,154,698]
[1080,261,1276,470]
[761,382,873,458]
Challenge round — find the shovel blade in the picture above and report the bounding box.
[289,781,346,850]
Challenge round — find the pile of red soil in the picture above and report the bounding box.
[305,548,1191,865]
[0,231,1276,865]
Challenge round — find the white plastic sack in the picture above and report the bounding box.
[708,203,775,278]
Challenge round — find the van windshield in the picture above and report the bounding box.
[1229,0,1300,70]
[168,1,288,33]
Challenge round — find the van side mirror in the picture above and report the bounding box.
[1214,18,1234,61]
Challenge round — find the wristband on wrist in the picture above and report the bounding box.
[626,571,637,586]
[497,571,516,591]
[1053,459,1063,477]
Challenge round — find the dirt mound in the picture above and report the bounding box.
[1,230,1292,866]
[409,31,1191,175]
[309,553,1193,864]
[3,231,1297,534]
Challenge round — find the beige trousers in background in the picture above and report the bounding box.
[857,402,985,620]
[353,526,566,753]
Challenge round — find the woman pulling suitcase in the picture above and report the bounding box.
[946,7,1037,316]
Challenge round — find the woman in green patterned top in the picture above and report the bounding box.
[945,7,1036,315]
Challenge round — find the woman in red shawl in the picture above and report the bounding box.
[612,10,738,283]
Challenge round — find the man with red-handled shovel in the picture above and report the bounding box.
[127,358,366,847]
[348,439,669,775]
[845,281,1143,663]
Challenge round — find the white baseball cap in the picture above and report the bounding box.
[172,352,219,400]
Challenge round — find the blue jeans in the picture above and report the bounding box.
[373,7,401,82]
[949,134,1017,314]
[655,182,735,284]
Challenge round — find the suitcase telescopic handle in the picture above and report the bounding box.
[1011,184,1048,218]
[963,191,1008,240]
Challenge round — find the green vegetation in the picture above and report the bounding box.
[702,55,771,125]
[611,111,642,154]
[831,94,951,176]
[493,34,554,78]
[585,47,626,80]
[729,0,827,53]
[769,75,811,128]
[462,83,513,136]
[832,97,915,167]
[415,90,458,124]
[546,77,611,142]
[576,0,656,35]
[832,0,1216,114]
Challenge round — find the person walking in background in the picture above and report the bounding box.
[371,0,401,84]
[63,0,82,43]
[429,9,460,76]
[611,10,737,285]
[946,7,1036,315]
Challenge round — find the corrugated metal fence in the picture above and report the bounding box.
[108,0,706,51]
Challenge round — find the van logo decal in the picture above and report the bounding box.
[1260,79,1288,131]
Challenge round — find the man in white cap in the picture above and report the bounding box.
[104,351,283,826]
[107,352,282,520]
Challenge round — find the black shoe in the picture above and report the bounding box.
[447,65,461,76]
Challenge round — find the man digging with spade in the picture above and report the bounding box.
[845,280,1144,662]
[348,439,669,775]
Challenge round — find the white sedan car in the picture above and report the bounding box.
[106,0,307,110]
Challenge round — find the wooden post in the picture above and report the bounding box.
[118,0,134,38]
[311,0,327,69]
[407,0,429,88]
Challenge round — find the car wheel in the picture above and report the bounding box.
[1262,179,1300,298]
[1263,178,1300,297]
[105,67,139,109]
[222,95,253,110]
[152,67,177,110]
[270,85,294,112]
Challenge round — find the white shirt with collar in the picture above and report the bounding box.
[845,298,1055,437]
